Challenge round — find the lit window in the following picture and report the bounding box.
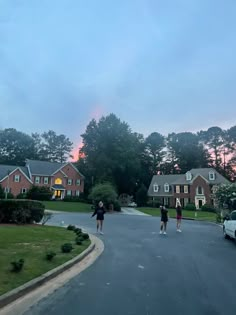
[209,172,215,181]
[76,179,81,186]
[164,183,169,193]
[184,185,189,193]
[55,178,62,185]
[67,190,72,196]
[68,179,72,185]
[14,175,20,182]
[176,185,180,193]
[153,184,159,192]
[44,177,49,184]
[35,176,40,184]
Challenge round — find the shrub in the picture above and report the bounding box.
[27,186,53,201]
[74,228,82,235]
[184,203,196,211]
[0,200,45,224]
[46,251,56,261]
[147,200,161,208]
[201,204,216,213]
[88,183,118,208]
[61,243,73,253]
[11,259,24,272]
[136,184,148,207]
[81,233,89,240]
[75,236,83,245]
[63,196,81,202]
[112,200,121,212]
[0,185,4,199]
[67,224,76,231]
[16,193,27,199]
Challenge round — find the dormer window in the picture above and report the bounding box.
[164,183,169,193]
[153,184,159,192]
[209,171,215,181]
[186,172,192,181]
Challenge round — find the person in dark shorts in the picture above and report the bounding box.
[176,204,182,232]
[91,201,106,234]
[160,205,168,235]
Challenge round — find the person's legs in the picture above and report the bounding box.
[96,220,100,232]
[160,221,164,234]
[177,219,182,231]
[100,220,104,234]
[163,222,167,234]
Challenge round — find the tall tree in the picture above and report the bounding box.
[40,130,73,163]
[143,132,165,175]
[79,114,143,195]
[0,128,36,165]
[166,132,210,173]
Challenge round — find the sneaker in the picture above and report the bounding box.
[163,231,167,235]
[159,231,163,234]
[100,231,104,235]
[178,229,182,233]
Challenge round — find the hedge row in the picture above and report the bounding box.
[0,199,45,224]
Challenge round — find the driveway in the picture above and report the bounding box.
[23,212,236,315]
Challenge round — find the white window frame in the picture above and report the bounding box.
[67,179,72,186]
[35,176,40,184]
[44,177,49,184]
[153,184,159,192]
[209,172,215,181]
[75,190,80,197]
[14,175,20,182]
[164,183,169,193]
[184,185,189,194]
[21,188,27,194]
[4,187,11,193]
[186,172,192,181]
[197,186,204,195]
[66,190,72,196]
[176,185,180,194]
[76,179,81,186]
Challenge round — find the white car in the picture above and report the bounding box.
[128,202,137,207]
[223,210,236,240]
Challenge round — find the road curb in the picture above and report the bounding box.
[0,235,95,309]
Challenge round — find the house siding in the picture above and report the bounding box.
[0,169,32,196]
[190,176,211,205]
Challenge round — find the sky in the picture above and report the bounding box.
[0,0,236,154]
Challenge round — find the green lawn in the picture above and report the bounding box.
[138,207,216,222]
[0,225,90,295]
[42,201,93,213]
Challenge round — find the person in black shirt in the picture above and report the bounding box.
[91,201,106,234]
[176,204,182,232]
[160,205,168,235]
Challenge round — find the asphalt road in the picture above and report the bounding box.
[24,213,236,315]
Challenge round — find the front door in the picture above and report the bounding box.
[198,200,203,209]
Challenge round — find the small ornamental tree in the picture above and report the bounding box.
[88,182,118,209]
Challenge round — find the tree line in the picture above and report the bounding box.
[1,115,236,197]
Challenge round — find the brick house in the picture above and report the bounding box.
[148,168,230,209]
[0,159,84,199]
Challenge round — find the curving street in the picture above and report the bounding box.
[23,212,236,315]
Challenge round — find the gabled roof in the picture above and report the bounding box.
[26,159,66,175]
[171,168,230,185]
[0,165,31,182]
[148,174,183,196]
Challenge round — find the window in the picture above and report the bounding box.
[44,177,49,184]
[67,190,72,196]
[67,179,72,185]
[197,186,203,195]
[76,179,81,186]
[176,185,180,193]
[55,178,62,185]
[4,187,11,193]
[209,172,215,181]
[21,188,27,193]
[186,172,192,181]
[14,175,20,182]
[75,190,80,196]
[231,212,236,221]
[184,185,189,194]
[35,176,40,184]
[164,183,169,193]
[153,184,159,192]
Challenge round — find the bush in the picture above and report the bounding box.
[147,199,161,208]
[136,184,148,207]
[61,243,73,253]
[184,203,196,211]
[67,224,76,231]
[74,228,82,235]
[27,186,53,201]
[46,251,56,261]
[88,182,118,208]
[0,185,4,199]
[16,193,28,199]
[81,233,89,240]
[63,196,81,202]
[112,200,121,212]
[0,200,45,224]
[201,204,216,213]
[75,236,83,245]
[11,259,24,272]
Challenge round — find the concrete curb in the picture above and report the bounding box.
[0,236,95,309]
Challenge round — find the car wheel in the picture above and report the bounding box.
[223,227,230,239]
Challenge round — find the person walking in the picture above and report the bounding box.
[176,204,182,232]
[91,201,106,234]
[160,205,168,235]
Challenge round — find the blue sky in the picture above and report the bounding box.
[0,0,236,150]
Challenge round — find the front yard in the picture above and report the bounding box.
[42,201,93,213]
[0,225,90,295]
[138,207,216,222]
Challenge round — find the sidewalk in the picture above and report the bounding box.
[121,207,150,216]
